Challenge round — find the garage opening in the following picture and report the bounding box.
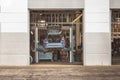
[30,10,83,65]
[111,10,120,65]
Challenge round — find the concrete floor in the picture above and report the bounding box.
[0,65,120,80]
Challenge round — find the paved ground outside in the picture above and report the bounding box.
[0,64,120,80]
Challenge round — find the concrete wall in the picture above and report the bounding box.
[110,0,120,9]
[28,0,84,9]
[84,0,111,65]
[0,0,1,64]
[0,0,29,66]
[0,0,119,66]
[28,0,120,9]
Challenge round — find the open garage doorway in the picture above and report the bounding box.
[30,9,83,65]
[111,10,120,65]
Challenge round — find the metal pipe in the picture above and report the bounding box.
[35,27,39,63]
[70,26,74,63]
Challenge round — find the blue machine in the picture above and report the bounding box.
[39,52,53,60]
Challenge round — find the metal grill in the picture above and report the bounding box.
[112,10,120,39]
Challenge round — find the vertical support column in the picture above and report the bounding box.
[84,0,111,65]
[76,18,80,49]
[70,26,74,63]
[66,13,69,22]
[35,27,39,63]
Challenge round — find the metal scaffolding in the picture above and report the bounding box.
[111,10,120,57]
[30,10,82,27]
[112,10,120,39]
[30,10,83,63]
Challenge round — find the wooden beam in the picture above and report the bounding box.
[72,14,83,23]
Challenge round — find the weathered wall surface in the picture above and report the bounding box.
[84,0,111,65]
[0,0,29,66]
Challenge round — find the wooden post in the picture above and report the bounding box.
[75,12,80,50]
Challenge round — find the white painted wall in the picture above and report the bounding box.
[1,23,27,32]
[110,0,120,9]
[1,0,27,12]
[84,0,110,33]
[0,0,28,32]
[0,0,29,66]
[85,13,110,32]
[0,0,119,66]
[28,0,120,9]
[0,0,1,7]
[0,0,1,6]
[0,13,28,32]
[28,0,84,9]
[0,0,1,31]
[84,0,111,65]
